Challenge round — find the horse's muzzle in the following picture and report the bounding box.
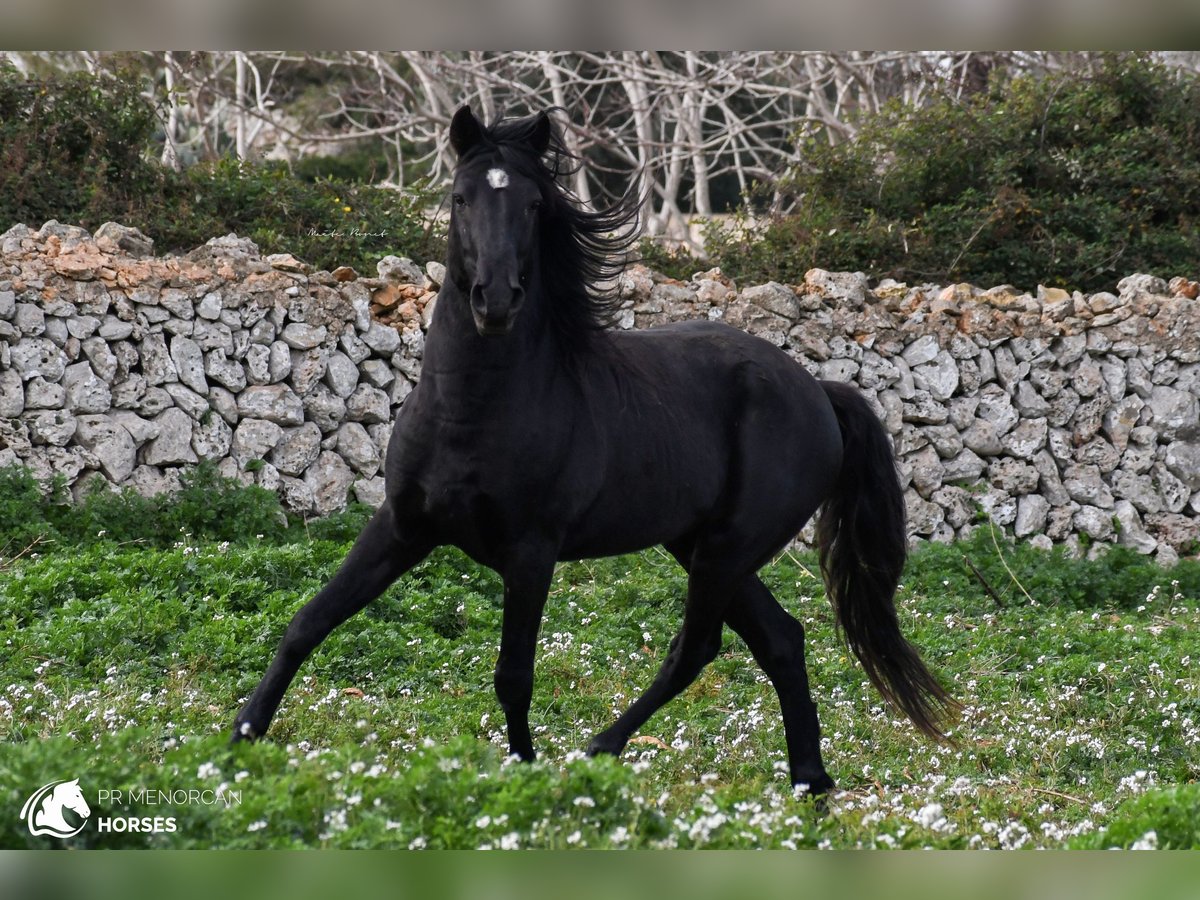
[470,283,525,336]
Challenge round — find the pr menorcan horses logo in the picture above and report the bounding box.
[21,778,91,838]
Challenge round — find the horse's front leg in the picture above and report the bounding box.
[231,502,432,743]
[493,548,557,761]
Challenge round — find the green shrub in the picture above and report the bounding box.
[903,526,1200,611]
[634,237,702,282]
[0,466,69,552]
[710,55,1200,292]
[0,64,167,233]
[0,463,288,552]
[163,159,442,274]
[0,64,443,273]
[1072,785,1200,849]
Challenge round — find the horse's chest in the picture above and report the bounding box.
[416,476,516,564]
[393,443,532,557]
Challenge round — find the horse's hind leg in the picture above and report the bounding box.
[586,555,729,758]
[231,502,432,742]
[724,576,833,796]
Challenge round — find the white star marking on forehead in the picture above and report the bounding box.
[486,168,510,190]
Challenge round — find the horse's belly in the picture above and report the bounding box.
[558,477,713,560]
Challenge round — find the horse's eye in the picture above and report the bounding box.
[529,199,542,212]
[452,194,466,207]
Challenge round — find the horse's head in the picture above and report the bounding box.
[448,105,551,337]
[55,779,90,819]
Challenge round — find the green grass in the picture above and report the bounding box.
[1,494,1198,848]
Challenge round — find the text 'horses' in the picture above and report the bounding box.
[232,107,957,796]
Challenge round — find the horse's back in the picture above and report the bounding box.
[561,319,843,564]
[604,318,830,412]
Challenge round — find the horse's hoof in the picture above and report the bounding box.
[229,721,258,745]
[793,772,835,794]
[585,734,625,757]
[793,772,835,804]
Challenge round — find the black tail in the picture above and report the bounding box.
[816,381,959,741]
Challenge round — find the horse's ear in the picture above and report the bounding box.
[529,111,552,155]
[450,106,483,157]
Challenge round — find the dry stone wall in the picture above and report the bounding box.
[2,220,1198,562]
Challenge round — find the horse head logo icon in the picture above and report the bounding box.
[21,779,91,838]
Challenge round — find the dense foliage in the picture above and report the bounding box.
[0,65,442,272]
[702,55,1200,292]
[0,464,371,554]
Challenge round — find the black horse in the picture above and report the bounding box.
[232,107,956,796]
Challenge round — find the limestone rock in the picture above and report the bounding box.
[95,222,154,257]
[931,485,975,529]
[988,457,1039,495]
[288,348,328,395]
[943,448,986,483]
[237,384,304,426]
[244,344,271,384]
[204,351,247,393]
[1163,441,1200,491]
[905,492,944,535]
[24,409,77,446]
[962,419,1004,456]
[304,450,355,515]
[10,338,67,382]
[976,384,1019,435]
[353,476,387,508]
[63,361,111,414]
[232,418,284,464]
[74,415,136,482]
[81,337,118,383]
[129,464,183,498]
[111,411,159,445]
[345,384,390,424]
[1014,494,1050,537]
[0,368,24,417]
[270,422,323,476]
[268,341,292,383]
[742,282,800,321]
[1062,464,1114,508]
[1001,418,1048,460]
[281,322,328,350]
[362,321,402,355]
[1073,505,1114,541]
[140,334,177,386]
[377,256,424,284]
[901,335,940,368]
[163,382,208,420]
[1145,512,1200,552]
[336,422,381,476]
[278,476,316,514]
[191,414,233,461]
[912,350,959,401]
[324,351,359,399]
[142,408,197,466]
[1113,500,1157,554]
[1147,385,1200,441]
[902,390,949,425]
[15,303,45,336]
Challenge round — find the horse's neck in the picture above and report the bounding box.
[423,283,560,398]
[37,795,65,824]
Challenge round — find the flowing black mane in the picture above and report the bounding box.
[455,110,642,347]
